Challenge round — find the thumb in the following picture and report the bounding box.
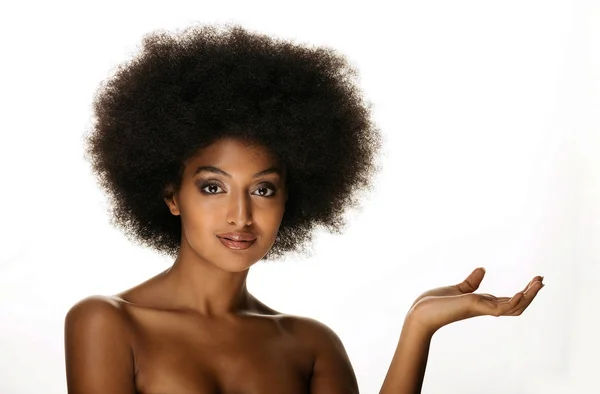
[456,267,486,293]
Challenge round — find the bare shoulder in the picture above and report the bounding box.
[279,315,359,393]
[65,295,131,330]
[64,295,136,393]
[64,295,134,349]
[281,315,346,349]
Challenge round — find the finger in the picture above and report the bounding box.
[509,279,542,310]
[503,292,525,313]
[506,281,544,316]
[508,281,544,316]
[522,275,544,293]
[502,276,543,315]
[471,292,522,317]
[456,267,486,294]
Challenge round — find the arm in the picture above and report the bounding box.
[297,317,359,394]
[380,268,544,394]
[378,314,433,394]
[64,296,136,394]
[304,314,431,394]
[304,269,543,394]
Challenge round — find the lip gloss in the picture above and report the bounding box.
[218,237,255,250]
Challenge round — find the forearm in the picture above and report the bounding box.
[379,315,434,394]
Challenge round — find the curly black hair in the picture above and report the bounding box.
[84,24,381,260]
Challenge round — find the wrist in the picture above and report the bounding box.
[404,307,439,338]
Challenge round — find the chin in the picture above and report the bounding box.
[213,246,267,271]
[220,257,261,272]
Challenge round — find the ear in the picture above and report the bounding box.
[163,184,181,216]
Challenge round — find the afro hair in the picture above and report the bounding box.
[84,24,381,260]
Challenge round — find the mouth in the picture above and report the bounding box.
[217,237,256,250]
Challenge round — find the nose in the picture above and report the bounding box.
[226,190,253,227]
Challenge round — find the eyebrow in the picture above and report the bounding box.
[193,165,281,178]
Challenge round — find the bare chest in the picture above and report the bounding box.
[129,311,313,394]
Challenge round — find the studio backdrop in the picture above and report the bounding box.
[0,1,598,393]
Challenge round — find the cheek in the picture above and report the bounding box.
[258,203,286,234]
[179,200,219,233]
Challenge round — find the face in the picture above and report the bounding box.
[164,138,287,271]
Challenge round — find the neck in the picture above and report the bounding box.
[162,240,257,318]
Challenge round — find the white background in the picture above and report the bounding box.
[1,1,598,393]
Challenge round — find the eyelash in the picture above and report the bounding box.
[198,181,277,197]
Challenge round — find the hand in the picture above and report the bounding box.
[407,267,544,334]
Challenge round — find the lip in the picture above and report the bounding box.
[217,237,256,250]
[216,232,257,241]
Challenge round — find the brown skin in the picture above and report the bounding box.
[379,268,544,394]
[64,138,544,394]
[64,138,359,394]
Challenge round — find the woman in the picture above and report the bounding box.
[65,25,544,393]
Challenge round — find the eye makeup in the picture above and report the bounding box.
[195,179,279,197]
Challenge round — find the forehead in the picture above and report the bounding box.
[184,138,279,174]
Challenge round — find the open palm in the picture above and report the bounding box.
[408,267,544,334]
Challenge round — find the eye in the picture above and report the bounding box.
[200,183,224,194]
[252,185,276,197]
